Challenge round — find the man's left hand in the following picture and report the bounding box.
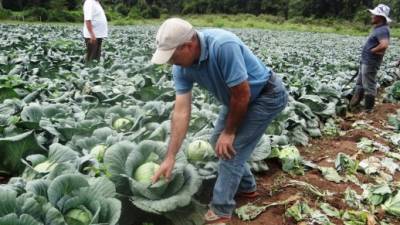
[215,131,236,160]
[371,49,385,55]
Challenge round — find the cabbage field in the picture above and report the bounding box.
[1,24,400,225]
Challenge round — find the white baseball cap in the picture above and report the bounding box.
[151,18,196,64]
[369,4,392,23]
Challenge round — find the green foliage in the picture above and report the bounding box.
[342,210,369,225]
[382,191,400,217]
[140,5,161,19]
[148,5,161,19]
[0,7,12,19]
[285,201,312,222]
[0,175,121,225]
[48,10,82,22]
[2,0,400,22]
[391,81,400,100]
[353,7,371,25]
[128,6,142,19]
[115,3,130,16]
[335,153,359,175]
[24,7,48,21]
[0,131,46,176]
[270,145,304,175]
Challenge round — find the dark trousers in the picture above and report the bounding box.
[355,64,379,96]
[85,38,103,63]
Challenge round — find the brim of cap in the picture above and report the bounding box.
[368,9,392,23]
[151,48,176,64]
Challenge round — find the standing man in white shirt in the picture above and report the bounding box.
[83,0,108,63]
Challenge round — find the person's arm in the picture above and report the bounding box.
[152,92,192,182]
[85,20,96,44]
[215,81,250,160]
[214,41,250,160]
[83,0,96,43]
[371,39,389,55]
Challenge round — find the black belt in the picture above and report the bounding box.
[260,73,277,95]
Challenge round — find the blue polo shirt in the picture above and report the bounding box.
[172,29,271,106]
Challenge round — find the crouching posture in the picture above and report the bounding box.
[150,18,288,225]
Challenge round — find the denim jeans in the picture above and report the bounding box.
[209,74,288,217]
[355,64,379,96]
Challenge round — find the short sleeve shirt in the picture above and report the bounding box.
[361,24,390,66]
[83,0,108,38]
[172,29,272,106]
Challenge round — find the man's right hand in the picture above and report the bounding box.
[90,35,96,44]
[151,157,175,183]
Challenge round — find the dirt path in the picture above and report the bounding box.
[231,103,400,225]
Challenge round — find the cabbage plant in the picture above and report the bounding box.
[182,130,219,180]
[105,105,142,132]
[104,140,201,214]
[141,120,171,142]
[66,127,125,176]
[21,143,79,180]
[0,174,121,225]
[383,81,400,103]
[0,186,52,225]
[0,130,46,176]
[270,145,304,175]
[69,127,123,160]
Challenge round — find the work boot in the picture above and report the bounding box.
[349,89,364,108]
[364,94,375,113]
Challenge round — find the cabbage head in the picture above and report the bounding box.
[187,140,214,162]
[90,144,107,162]
[112,118,133,132]
[134,162,160,183]
[65,207,93,225]
[105,105,141,132]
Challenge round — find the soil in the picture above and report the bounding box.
[229,101,400,225]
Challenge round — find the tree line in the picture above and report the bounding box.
[1,0,399,22]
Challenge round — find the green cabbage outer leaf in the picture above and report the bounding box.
[382,191,400,217]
